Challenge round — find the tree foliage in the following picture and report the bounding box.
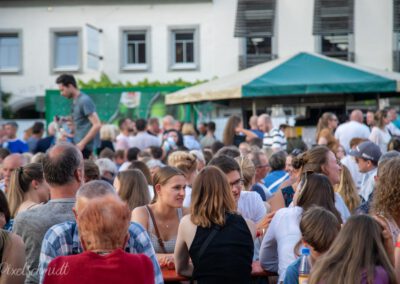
[78,73,207,89]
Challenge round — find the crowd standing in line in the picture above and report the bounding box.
[2,74,400,283]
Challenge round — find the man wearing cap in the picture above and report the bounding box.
[350,141,382,203]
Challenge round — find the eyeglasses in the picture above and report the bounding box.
[229,178,244,188]
[336,158,342,166]
[257,164,270,169]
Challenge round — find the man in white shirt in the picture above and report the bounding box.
[334,109,370,153]
[349,141,382,202]
[129,119,161,151]
[115,117,133,151]
[258,114,287,153]
[209,155,266,224]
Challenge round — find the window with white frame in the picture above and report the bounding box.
[121,29,149,71]
[52,30,81,72]
[170,27,199,70]
[0,32,21,73]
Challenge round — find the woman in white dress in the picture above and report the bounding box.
[369,109,391,154]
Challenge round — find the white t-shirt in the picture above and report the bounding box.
[183,185,192,208]
[341,155,364,190]
[115,133,131,151]
[369,126,391,154]
[359,167,377,202]
[334,121,370,153]
[334,192,351,223]
[259,206,303,282]
[237,191,266,224]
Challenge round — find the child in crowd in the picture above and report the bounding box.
[284,206,340,284]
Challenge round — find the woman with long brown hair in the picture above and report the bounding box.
[315,112,339,153]
[174,166,255,283]
[131,166,188,268]
[309,215,397,284]
[113,169,150,211]
[222,115,257,147]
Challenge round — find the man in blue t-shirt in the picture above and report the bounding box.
[2,122,28,154]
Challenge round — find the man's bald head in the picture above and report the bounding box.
[162,115,175,131]
[350,109,363,123]
[2,154,25,189]
[257,114,272,133]
[42,143,83,186]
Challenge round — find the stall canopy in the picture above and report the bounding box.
[166,52,400,105]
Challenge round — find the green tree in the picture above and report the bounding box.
[0,91,13,119]
[78,73,207,89]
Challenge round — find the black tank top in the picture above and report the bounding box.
[189,213,254,284]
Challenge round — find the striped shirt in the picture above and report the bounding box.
[263,128,287,151]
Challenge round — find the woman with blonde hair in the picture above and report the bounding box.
[131,166,188,268]
[223,115,257,147]
[370,109,391,154]
[372,157,400,243]
[182,123,201,150]
[174,166,256,283]
[97,124,117,154]
[7,163,49,218]
[114,169,150,211]
[309,215,397,284]
[335,164,360,213]
[44,195,154,284]
[167,151,198,208]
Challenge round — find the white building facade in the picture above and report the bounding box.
[0,0,397,114]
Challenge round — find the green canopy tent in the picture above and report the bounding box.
[166,52,400,105]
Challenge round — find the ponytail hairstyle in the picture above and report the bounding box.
[7,163,44,218]
[152,166,185,203]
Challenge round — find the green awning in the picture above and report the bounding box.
[166,52,400,105]
[243,52,397,97]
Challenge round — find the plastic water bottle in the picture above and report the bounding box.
[298,247,311,284]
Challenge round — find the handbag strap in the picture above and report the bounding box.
[146,205,167,254]
[197,214,232,264]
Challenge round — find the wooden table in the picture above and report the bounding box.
[163,261,277,282]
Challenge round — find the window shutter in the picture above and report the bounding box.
[394,0,400,32]
[313,0,354,35]
[234,0,276,37]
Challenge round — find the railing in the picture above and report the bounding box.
[239,54,276,70]
[321,51,355,62]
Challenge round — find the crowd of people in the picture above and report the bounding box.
[1,74,400,283]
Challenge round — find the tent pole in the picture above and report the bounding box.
[252,99,256,116]
[376,93,381,110]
